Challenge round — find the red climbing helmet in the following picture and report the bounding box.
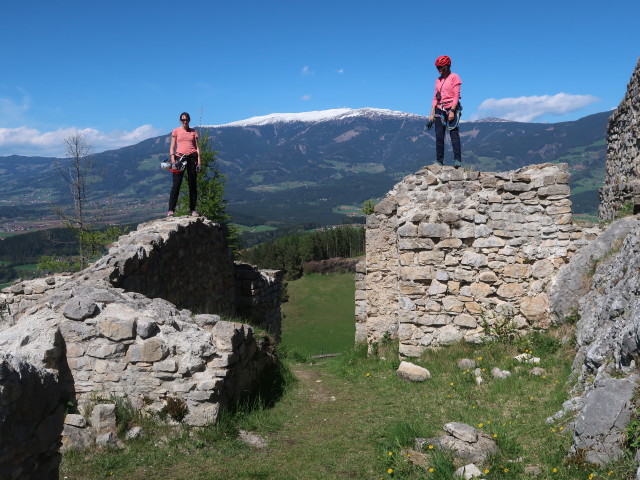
[435,55,451,67]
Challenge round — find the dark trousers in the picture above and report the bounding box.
[168,154,198,212]
[435,108,461,165]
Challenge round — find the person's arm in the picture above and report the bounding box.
[448,74,462,120]
[430,80,439,121]
[195,132,201,166]
[169,134,176,165]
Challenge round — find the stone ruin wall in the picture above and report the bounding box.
[357,163,600,357]
[0,353,64,480]
[0,217,283,478]
[599,58,640,221]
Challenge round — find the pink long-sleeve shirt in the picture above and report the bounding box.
[431,73,462,110]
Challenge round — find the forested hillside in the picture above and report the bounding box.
[239,225,365,279]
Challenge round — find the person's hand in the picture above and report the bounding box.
[448,110,455,121]
[429,114,435,122]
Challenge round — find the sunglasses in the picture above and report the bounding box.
[180,118,189,122]
[436,66,446,70]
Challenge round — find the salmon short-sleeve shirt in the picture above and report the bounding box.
[172,127,198,155]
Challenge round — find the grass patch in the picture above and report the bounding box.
[61,333,601,480]
[60,272,622,480]
[232,223,278,233]
[281,273,355,356]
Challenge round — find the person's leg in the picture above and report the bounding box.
[186,156,198,213]
[434,113,445,165]
[168,171,184,212]
[450,127,462,167]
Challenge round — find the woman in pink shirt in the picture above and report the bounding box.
[167,112,202,216]
[429,55,462,167]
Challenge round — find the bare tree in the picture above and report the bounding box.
[52,132,103,269]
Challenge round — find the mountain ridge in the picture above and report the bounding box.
[0,109,610,232]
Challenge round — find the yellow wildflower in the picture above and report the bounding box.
[388,468,393,474]
[428,445,434,449]
[552,467,558,473]
[484,469,490,474]
[478,423,484,428]
[429,468,434,473]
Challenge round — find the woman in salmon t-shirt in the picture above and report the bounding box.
[429,55,462,168]
[167,112,202,216]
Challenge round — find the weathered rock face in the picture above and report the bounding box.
[0,353,64,480]
[358,163,596,356]
[0,217,282,475]
[552,176,640,465]
[548,216,638,323]
[599,58,640,221]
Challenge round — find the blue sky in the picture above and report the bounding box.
[1,0,638,157]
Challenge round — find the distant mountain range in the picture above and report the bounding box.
[0,108,609,232]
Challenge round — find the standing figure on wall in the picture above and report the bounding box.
[428,55,462,168]
[167,112,202,217]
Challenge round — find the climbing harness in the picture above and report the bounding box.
[426,104,462,131]
[160,153,188,173]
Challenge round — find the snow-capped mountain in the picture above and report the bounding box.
[213,107,423,127]
[1,109,609,229]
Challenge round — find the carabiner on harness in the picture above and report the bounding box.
[439,105,462,131]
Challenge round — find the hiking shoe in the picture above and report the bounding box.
[191,211,199,217]
[454,160,462,169]
[167,210,174,217]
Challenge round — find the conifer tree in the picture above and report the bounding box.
[176,127,239,248]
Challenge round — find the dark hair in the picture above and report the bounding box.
[179,112,191,122]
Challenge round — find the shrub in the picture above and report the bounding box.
[302,257,358,275]
[160,396,189,422]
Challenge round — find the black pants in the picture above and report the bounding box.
[168,154,198,212]
[435,108,461,165]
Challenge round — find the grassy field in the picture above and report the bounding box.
[280,273,355,356]
[59,273,635,480]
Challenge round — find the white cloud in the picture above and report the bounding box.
[0,124,163,157]
[301,65,314,75]
[300,94,312,101]
[337,68,344,74]
[473,93,600,122]
[0,91,31,127]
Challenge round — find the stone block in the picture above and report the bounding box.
[437,325,464,345]
[496,283,525,299]
[419,222,450,238]
[91,403,117,436]
[63,297,98,321]
[469,282,493,299]
[398,223,418,237]
[461,252,488,267]
[397,361,431,382]
[520,294,549,323]
[97,317,136,341]
[442,296,464,313]
[126,338,168,363]
[454,314,477,329]
[503,264,529,278]
[399,343,425,358]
